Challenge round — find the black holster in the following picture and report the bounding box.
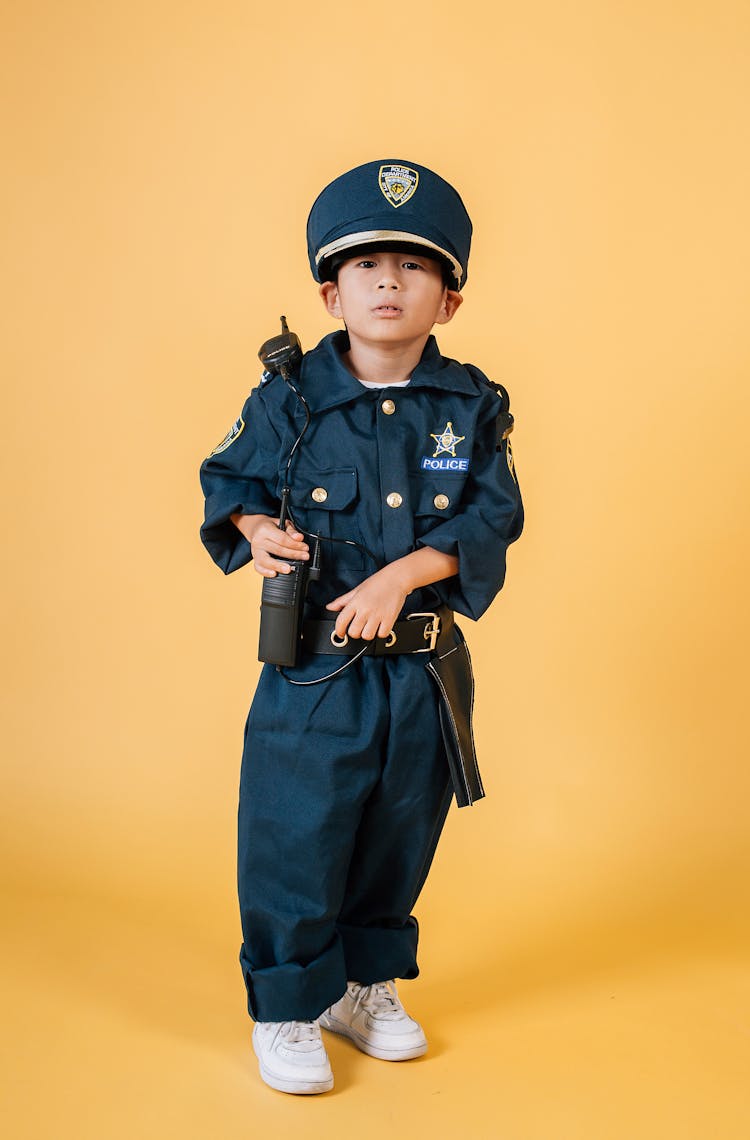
[427,619,485,808]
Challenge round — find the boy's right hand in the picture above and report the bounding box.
[230,513,309,577]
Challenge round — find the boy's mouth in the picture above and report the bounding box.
[372,304,403,315]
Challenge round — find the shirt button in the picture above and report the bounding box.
[433,493,450,510]
[311,487,328,503]
[386,492,403,509]
[381,399,396,415]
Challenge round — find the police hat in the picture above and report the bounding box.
[307,160,472,291]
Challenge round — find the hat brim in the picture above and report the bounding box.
[315,229,464,289]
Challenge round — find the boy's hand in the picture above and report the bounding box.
[326,547,459,641]
[326,565,408,641]
[231,513,309,577]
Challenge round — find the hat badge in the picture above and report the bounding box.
[378,164,419,208]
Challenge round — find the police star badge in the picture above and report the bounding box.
[431,421,465,458]
[378,164,419,208]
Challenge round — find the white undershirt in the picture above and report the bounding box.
[356,376,412,389]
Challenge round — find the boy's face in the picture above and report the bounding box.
[319,250,462,350]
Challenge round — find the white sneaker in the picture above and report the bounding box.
[319,980,427,1061]
[252,1020,334,1094]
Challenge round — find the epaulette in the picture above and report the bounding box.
[463,363,515,450]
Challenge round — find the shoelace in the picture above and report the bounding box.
[258,1020,322,1052]
[350,980,403,1020]
[277,1020,321,1045]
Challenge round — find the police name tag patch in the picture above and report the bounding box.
[421,421,469,471]
[378,164,419,208]
[421,456,469,472]
[210,416,244,456]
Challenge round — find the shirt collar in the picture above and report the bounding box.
[300,331,478,413]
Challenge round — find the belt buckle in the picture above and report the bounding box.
[407,611,441,653]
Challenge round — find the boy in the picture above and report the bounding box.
[200,159,523,1094]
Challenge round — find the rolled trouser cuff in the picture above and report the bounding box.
[240,938,348,1023]
[337,918,420,985]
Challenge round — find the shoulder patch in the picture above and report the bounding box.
[210,416,244,456]
[506,439,517,482]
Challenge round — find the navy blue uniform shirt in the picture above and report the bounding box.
[200,331,523,622]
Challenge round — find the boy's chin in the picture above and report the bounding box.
[349,322,435,345]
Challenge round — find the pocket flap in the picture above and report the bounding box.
[413,475,465,517]
[289,467,358,511]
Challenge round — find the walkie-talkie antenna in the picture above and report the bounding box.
[278,316,290,375]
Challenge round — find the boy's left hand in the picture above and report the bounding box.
[326,566,407,642]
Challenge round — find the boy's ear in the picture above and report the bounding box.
[319,281,342,318]
[434,288,463,325]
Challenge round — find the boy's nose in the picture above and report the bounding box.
[377,276,400,290]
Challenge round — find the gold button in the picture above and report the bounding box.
[386,492,403,509]
[434,493,450,510]
[311,487,328,503]
[381,399,396,415]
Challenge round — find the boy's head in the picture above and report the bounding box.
[307,160,473,293]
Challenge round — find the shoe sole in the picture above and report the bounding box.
[252,1036,334,1095]
[319,1012,428,1061]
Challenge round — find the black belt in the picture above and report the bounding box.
[301,606,454,656]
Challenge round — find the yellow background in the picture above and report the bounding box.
[3,1,749,1135]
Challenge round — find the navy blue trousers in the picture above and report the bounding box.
[237,652,453,1022]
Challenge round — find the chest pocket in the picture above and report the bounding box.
[287,467,360,541]
[411,473,466,541]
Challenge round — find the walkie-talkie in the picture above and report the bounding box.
[257,317,319,668]
[257,314,303,378]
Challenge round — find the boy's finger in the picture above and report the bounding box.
[257,556,291,575]
[252,557,277,577]
[270,531,308,548]
[259,520,306,546]
[326,591,354,610]
[274,548,309,560]
[267,539,308,558]
[333,606,356,639]
[344,607,372,640]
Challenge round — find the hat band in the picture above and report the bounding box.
[315,229,463,286]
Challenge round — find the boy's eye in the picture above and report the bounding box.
[402,261,424,271]
[357,260,377,268]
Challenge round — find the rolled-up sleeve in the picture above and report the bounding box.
[199,388,281,574]
[418,395,524,620]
